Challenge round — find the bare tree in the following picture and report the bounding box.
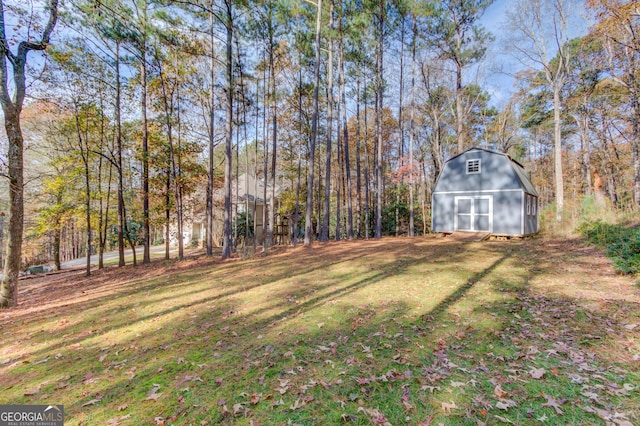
[505,0,575,223]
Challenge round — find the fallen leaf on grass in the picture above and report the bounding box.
[528,368,545,379]
[494,414,514,424]
[289,398,306,411]
[107,414,131,425]
[249,392,261,405]
[441,400,458,414]
[81,398,101,407]
[24,387,41,396]
[540,392,564,415]
[493,384,507,399]
[233,403,244,416]
[117,404,128,411]
[581,405,634,425]
[144,384,162,402]
[495,399,517,410]
[83,371,96,385]
[357,407,392,426]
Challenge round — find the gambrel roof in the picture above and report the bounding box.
[434,147,538,197]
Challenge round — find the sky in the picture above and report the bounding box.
[479,0,591,107]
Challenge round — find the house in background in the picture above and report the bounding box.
[186,173,289,247]
[432,147,539,236]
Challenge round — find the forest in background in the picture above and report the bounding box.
[0,0,639,307]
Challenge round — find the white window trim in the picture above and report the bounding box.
[466,159,481,174]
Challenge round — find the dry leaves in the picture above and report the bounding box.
[528,367,545,379]
[540,393,564,415]
[144,384,162,402]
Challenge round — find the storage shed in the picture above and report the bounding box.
[432,147,538,236]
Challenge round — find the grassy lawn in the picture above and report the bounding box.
[1,236,639,425]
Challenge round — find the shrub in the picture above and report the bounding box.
[579,220,640,275]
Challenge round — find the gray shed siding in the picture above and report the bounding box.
[432,148,538,236]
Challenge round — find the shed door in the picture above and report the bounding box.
[454,196,492,232]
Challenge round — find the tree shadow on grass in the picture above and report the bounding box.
[7,239,505,362]
[1,239,521,424]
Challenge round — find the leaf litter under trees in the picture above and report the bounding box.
[0,236,638,424]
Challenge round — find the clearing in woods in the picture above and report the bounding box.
[0,236,639,425]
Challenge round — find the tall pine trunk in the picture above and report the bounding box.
[269,36,277,248]
[304,0,322,246]
[338,11,353,239]
[408,16,416,237]
[141,2,150,264]
[222,0,234,259]
[355,70,362,238]
[321,0,335,242]
[114,41,127,267]
[206,1,216,256]
[374,2,384,238]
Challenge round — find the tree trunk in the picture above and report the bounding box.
[141,2,150,264]
[304,0,322,246]
[553,83,564,223]
[363,75,370,239]
[355,70,362,238]
[321,0,335,242]
[374,2,384,239]
[0,0,58,308]
[339,14,353,239]
[73,103,92,277]
[293,27,303,246]
[396,15,405,237]
[222,0,234,259]
[165,167,171,260]
[631,79,640,207]
[53,227,61,271]
[408,16,416,237]
[269,38,277,248]
[158,59,183,260]
[115,41,126,267]
[0,108,24,307]
[456,60,464,153]
[262,65,269,250]
[336,85,342,241]
[206,0,216,256]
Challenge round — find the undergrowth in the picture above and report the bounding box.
[578,220,640,275]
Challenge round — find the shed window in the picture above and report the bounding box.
[466,159,481,174]
[532,198,537,215]
[526,196,531,215]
